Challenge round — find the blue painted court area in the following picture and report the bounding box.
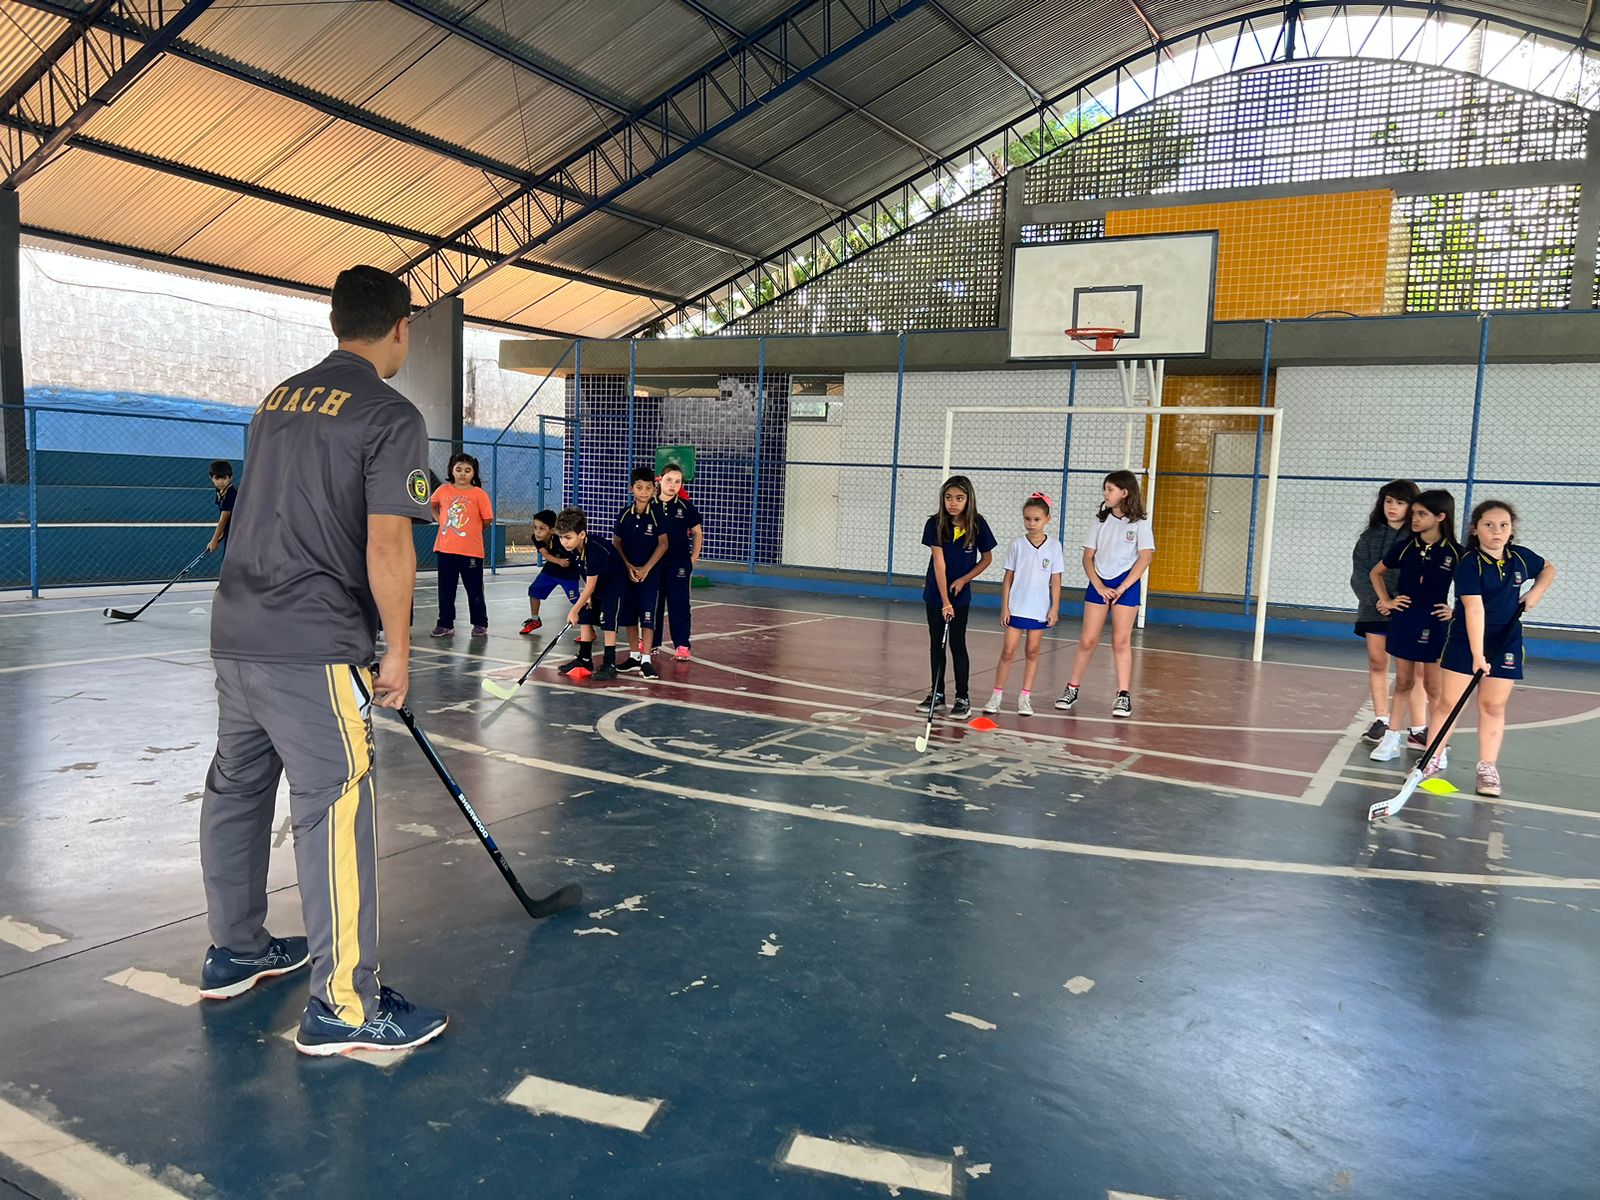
[0,580,1597,1199]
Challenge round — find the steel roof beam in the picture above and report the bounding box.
[923,0,1053,112]
[3,0,218,188]
[0,112,685,305]
[8,0,760,262]
[396,0,929,306]
[675,0,943,165]
[391,0,846,213]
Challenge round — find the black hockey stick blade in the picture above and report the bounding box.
[103,547,211,622]
[482,623,570,701]
[395,702,581,918]
[915,619,952,753]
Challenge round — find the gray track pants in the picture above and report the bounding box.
[201,660,380,1025]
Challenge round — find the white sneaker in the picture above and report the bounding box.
[983,692,1003,714]
[1369,730,1405,762]
[1017,694,1033,716]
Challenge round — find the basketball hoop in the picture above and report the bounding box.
[1064,326,1126,353]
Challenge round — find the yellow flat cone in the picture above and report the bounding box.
[1418,778,1457,795]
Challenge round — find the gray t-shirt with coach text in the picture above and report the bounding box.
[211,350,431,665]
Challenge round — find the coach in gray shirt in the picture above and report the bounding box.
[196,266,448,1056]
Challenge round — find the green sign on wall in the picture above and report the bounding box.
[655,444,696,481]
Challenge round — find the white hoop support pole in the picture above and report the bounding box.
[1251,412,1285,662]
[1138,360,1166,632]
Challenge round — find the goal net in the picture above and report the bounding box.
[940,398,1283,660]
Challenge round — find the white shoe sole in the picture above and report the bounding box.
[1112,709,1131,719]
[294,1016,450,1057]
[198,951,310,1001]
[1369,748,1402,762]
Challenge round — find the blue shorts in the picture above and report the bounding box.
[1440,622,1524,680]
[530,572,580,603]
[1006,615,1049,630]
[1385,607,1447,663]
[1084,568,1141,609]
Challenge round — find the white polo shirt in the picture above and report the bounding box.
[1002,534,1065,620]
[1085,513,1155,578]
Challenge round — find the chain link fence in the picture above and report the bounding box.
[6,318,1594,642]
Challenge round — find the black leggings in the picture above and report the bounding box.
[925,604,970,699]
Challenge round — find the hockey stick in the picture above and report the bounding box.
[395,701,582,918]
[1368,603,1523,821]
[481,624,570,701]
[103,547,210,621]
[915,618,952,753]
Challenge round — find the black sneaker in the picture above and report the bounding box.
[294,986,448,1057]
[949,697,972,721]
[1362,719,1388,745]
[916,692,946,715]
[1112,691,1133,719]
[1054,684,1079,711]
[593,661,619,681]
[558,656,588,676]
[640,660,658,680]
[199,935,309,1000]
[615,656,640,673]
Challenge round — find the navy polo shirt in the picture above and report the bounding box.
[658,495,704,562]
[572,534,626,591]
[1381,535,1461,610]
[1453,544,1544,628]
[921,514,996,606]
[614,501,667,568]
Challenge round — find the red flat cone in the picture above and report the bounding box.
[568,667,593,680]
[968,716,998,731]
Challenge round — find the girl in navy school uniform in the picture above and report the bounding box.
[1351,479,1419,745]
[1423,499,1556,797]
[1055,470,1154,719]
[985,492,1063,716]
[1368,489,1462,762]
[918,475,996,722]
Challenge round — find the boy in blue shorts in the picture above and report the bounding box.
[522,508,580,635]
[555,507,626,680]
[613,466,668,679]
[650,461,704,661]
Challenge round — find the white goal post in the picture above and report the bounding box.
[940,403,1283,662]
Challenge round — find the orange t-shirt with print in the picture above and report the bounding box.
[430,484,493,560]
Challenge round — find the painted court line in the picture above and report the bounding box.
[371,721,1600,891]
[0,916,66,952]
[0,647,211,675]
[781,1132,955,1196]
[1300,706,1378,806]
[1109,1192,1173,1200]
[0,1097,190,1199]
[103,968,199,1007]
[504,1074,663,1133]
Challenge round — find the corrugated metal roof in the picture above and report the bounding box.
[0,2,71,101]
[5,0,1588,336]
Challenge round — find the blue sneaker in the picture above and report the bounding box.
[294,986,449,1057]
[199,936,309,1000]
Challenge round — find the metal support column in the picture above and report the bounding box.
[748,338,767,574]
[885,333,906,583]
[1464,314,1491,516]
[1244,321,1273,613]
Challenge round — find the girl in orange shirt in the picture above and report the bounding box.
[430,453,494,637]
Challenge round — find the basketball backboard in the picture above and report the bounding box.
[1008,231,1219,360]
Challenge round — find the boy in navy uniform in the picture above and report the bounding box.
[521,508,580,635]
[650,461,703,661]
[556,507,627,680]
[206,460,237,555]
[613,466,668,679]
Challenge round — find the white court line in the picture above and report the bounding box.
[1109,1192,1173,1200]
[369,721,1600,891]
[103,968,199,1007]
[0,1097,190,1199]
[0,646,210,675]
[782,1132,954,1197]
[0,916,66,952]
[1300,706,1379,806]
[504,1074,663,1133]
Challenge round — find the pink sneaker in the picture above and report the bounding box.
[1475,761,1501,797]
[1420,751,1447,780]
[674,646,691,661]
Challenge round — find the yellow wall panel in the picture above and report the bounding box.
[1106,190,1394,320]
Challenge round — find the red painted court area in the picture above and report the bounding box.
[581,601,1600,804]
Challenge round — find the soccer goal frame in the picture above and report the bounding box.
[940,402,1283,662]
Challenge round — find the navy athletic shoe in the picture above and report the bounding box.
[294,986,448,1057]
[199,935,309,1000]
